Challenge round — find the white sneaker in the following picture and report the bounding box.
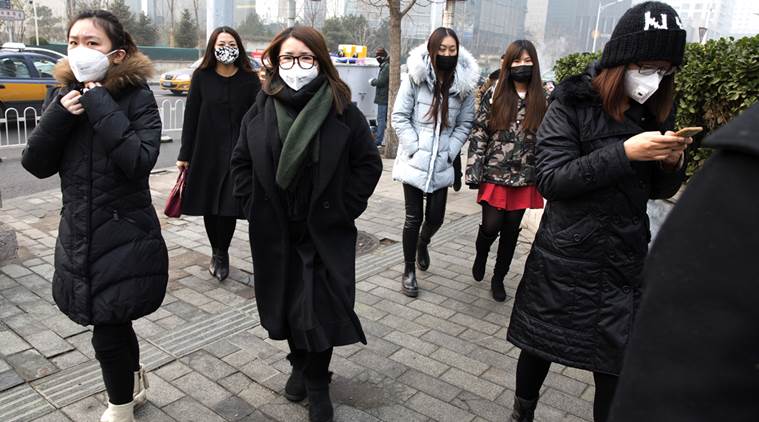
[100,401,135,422]
[133,364,149,408]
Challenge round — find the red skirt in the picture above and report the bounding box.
[477,182,544,211]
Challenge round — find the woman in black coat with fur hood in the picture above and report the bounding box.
[231,26,382,422]
[506,3,691,422]
[22,10,167,422]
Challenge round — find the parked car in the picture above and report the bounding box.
[0,48,60,117]
[159,56,262,96]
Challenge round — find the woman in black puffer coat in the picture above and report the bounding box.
[22,10,167,422]
[506,3,691,422]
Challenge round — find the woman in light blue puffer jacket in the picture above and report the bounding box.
[392,27,478,298]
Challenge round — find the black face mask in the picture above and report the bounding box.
[436,55,458,72]
[510,65,533,83]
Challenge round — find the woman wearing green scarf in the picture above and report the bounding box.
[230,26,382,422]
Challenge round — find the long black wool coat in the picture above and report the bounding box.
[231,90,382,350]
[178,68,261,216]
[507,68,686,375]
[610,103,759,422]
[22,53,168,326]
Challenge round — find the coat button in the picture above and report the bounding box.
[622,285,631,294]
[322,201,330,209]
[572,233,581,242]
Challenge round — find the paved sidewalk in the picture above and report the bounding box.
[0,159,593,422]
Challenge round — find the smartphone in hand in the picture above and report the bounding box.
[674,127,703,138]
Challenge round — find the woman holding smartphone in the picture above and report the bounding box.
[176,27,261,281]
[506,2,691,421]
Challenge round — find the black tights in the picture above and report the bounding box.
[402,184,448,263]
[92,323,140,405]
[480,203,525,238]
[515,350,618,422]
[287,339,333,379]
[203,215,237,253]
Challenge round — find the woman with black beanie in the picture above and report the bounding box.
[506,2,691,421]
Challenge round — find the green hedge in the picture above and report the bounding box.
[553,35,759,178]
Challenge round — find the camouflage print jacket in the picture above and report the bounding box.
[465,85,542,187]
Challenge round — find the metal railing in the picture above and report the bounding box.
[0,98,187,149]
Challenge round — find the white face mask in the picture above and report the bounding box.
[68,47,117,82]
[279,65,319,91]
[624,69,664,104]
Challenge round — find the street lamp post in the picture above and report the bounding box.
[592,0,623,52]
[31,0,39,46]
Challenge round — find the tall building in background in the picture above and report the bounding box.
[731,0,759,37]
[545,0,632,58]
[236,0,257,25]
[524,0,549,46]
[449,0,527,59]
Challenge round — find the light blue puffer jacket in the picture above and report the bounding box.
[391,43,478,193]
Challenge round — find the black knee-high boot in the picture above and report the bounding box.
[472,225,499,282]
[305,348,334,422]
[492,226,521,302]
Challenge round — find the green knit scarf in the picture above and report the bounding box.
[274,83,333,190]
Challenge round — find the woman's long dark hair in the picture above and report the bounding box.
[197,26,254,74]
[262,26,352,114]
[426,27,459,129]
[67,10,138,56]
[592,65,675,123]
[490,40,546,133]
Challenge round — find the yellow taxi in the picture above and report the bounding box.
[159,57,262,95]
[0,44,63,115]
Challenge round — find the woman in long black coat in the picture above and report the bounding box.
[230,26,382,422]
[506,3,690,422]
[176,26,261,281]
[22,10,167,422]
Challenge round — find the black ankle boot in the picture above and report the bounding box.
[401,262,418,298]
[216,251,229,281]
[208,248,219,278]
[306,372,334,422]
[491,274,507,302]
[511,395,538,421]
[472,226,498,282]
[416,224,439,271]
[284,353,307,402]
[491,227,521,301]
[453,177,462,192]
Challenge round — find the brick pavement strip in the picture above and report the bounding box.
[0,164,594,422]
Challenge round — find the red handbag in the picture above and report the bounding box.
[164,169,186,218]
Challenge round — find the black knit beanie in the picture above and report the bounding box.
[600,1,686,68]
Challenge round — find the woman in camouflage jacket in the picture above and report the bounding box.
[465,40,547,301]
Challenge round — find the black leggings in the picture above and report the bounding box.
[203,215,237,253]
[402,184,448,263]
[92,323,140,405]
[515,350,618,422]
[287,339,333,379]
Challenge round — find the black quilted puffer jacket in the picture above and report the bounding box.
[22,52,168,326]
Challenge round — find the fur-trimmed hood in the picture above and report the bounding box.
[53,51,155,94]
[405,42,480,98]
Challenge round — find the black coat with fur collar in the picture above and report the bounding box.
[507,69,686,374]
[22,52,168,326]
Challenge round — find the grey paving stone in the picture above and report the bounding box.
[1,264,32,279]
[50,350,89,370]
[172,371,232,408]
[378,314,427,335]
[415,313,468,337]
[222,349,258,368]
[430,347,489,376]
[182,350,237,381]
[25,330,74,357]
[237,380,278,408]
[541,388,594,420]
[237,410,276,422]
[61,395,106,422]
[40,316,89,339]
[0,369,24,391]
[361,335,400,357]
[455,390,512,421]
[0,285,40,305]
[543,371,590,397]
[218,372,253,395]
[333,405,380,422]
[240,359,281,385]
[365,404,429,422]
[155,361,193,381]
[0,274,18,290]
[407,299,457,319]
[441,368,503,401]
[203,340,241,359]
[350,349,408,379]
[30,410,72,422]
[383,331,438,355]
[0,330,30,355]
[389,348,449,377]
[449,312,501,335]
[397,368,461,402]
[0,359,9,372]
[145,374,185,407]
[258,401,309,422]
[134,402,176,422]
[5,349,58,380]
[212,395,256,421]
[406,392,476,422]
[65,331,96,359]
[163,396,226,422]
